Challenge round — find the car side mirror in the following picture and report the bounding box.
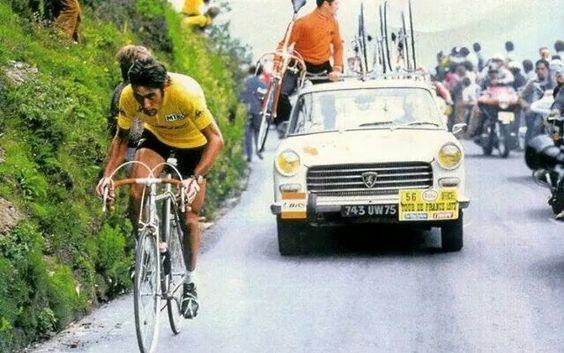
[452,123,467,136]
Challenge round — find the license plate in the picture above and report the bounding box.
[399,188,459,221]
[498,112,515,124]
[341,204,397,217]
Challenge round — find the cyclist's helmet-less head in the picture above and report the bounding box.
[128,58,169,116]
[128,58,168,89]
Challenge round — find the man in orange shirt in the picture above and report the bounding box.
[276,0,343,125]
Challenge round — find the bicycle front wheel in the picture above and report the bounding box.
[134,229,161,353]
[167,205,187,334]
[257,82,279,153]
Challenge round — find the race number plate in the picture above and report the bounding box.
[280,192,307,219]
[497,112,515,125]
[341,204,397,218]
[399,188,459,221]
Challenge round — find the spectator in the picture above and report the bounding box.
[181,0,220,30]
[435,51,448,81]
[241,65,266,161]
[554,40,564,58]
[508,61,526,90]
[520,59,555,143]
[469,42,485,72]
[504,40,515,61]
[539,47,551,61]
[523,59,536,81]
[54,0,81,42]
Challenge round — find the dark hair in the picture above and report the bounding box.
[316,0,334,7]
[505,41,514,52]
[116,45,152,82]
[535,59,549,70]
[128,58,168,88]
[552,55,561,61]
[556,40,564,53]
[248,65,256,75]
[522,59,533,72]
[462,77,471,87]
[463,60,474,72]
[460,47,470,57]
[473,42,481,52]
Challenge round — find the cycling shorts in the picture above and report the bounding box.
[137,130,205,179]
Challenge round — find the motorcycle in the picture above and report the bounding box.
[476,85,521,158]
[528,107,564,216]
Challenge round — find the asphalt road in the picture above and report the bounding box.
[29,140,564,353]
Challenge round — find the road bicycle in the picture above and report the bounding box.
[102,159,193,353]
[255,0,308,153]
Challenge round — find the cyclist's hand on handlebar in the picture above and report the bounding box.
[96,177,115,200]
[328,71,341,82]
[181,177,201,204]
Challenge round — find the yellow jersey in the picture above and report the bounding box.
[117,73,213,149]
[182,0,204,16]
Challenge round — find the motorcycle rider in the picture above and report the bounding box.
[479,55,514,89]
[520,59,555,143]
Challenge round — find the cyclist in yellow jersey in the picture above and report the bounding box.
[96,58,224,319]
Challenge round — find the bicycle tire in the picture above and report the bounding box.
[166,201,187,334]
[134,228,161,353]
[257,82,278,152]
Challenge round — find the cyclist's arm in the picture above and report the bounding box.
[102,127,129,177]
[193,120,224,178]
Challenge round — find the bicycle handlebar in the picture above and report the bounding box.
[113,178,184,188]
[102,177,190,214]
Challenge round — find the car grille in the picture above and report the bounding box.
[307,162,433,197]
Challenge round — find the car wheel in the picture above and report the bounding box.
[441,211,463,252]
[276,217,308,256]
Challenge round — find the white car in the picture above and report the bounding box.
[270,77,470,255]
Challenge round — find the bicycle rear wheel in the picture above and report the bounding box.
[166,204,187,334]
[134,228,161,353]
[257,81,279,152]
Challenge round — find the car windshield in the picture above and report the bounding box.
[288,87,443,135]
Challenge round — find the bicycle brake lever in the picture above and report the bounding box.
[102,186,108,213]
[180,186,186,213]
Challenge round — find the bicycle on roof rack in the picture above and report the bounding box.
[255,0,309,154]
[101,159,196,353]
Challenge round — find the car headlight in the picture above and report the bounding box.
[437,143,462,170]
[275,150,301,176]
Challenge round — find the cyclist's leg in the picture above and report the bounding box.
[129,131,169,223]
[183,180,206,273]
[175,146,206,318]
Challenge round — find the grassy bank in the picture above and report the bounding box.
[0,0,247,350]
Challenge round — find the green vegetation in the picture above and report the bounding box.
[0,0,249,350]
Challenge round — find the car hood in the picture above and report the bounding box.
[278,129,460,166]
